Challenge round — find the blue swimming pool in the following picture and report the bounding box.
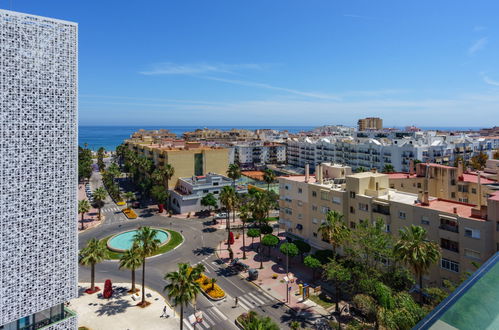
[107,229,169,252]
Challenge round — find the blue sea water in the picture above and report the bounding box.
[79,125,483,151]
[78,125,316,151]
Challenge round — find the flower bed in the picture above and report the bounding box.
[196,273,226,300]
[122,208,137,219]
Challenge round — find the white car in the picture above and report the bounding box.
[214,212,228,219]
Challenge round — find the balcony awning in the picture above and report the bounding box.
[373,199,390,206]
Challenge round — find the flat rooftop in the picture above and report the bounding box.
[460,173,496,184]
[416,198,480,220]
[377,190,419,204]
[348,172,386,178]
[387,173,418,179]
[279,175,317,183]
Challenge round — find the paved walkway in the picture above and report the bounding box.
[217,232,328,316]
[71,282,179,330]
[78,184,102,231]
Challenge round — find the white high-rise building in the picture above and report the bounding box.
[0,9,78,329]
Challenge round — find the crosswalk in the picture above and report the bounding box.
[234,291,275,311]
[183,306,228,330]
[104,206,122,213]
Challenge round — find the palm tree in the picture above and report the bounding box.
[92,187,107,220]
[317,210,349,254]
[152,164,175,210]
[124,191,135,209]
[227,164,241,224]
[119,243,143,293]
[134,227,161,306]
[393,225,441,303]
[79,238,109,292]
[250,191,270,269]
[263,169,276,192]
[239,203,251,259]
[78,199,91,231]
[382,164,395,173]
[164,263,204,330]
[220,186,237,252]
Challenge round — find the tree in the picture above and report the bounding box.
[134,227,161,306]
[493,150,499,160]
[470,151,488,170]
[119,243,143,293]
[239,311,279,330]
[92,187,107,220]
[323,259,351,313]
[200,193,217,211]
[304,255,322,280]
[124,191,135,209]
[355,166,366,173]
[239,203,251,259]
[78,199,91,231]
[164,263,204,330]
[152,164,175,210]
[317,210,349,254]
[382,164,395,173]
[107,162,121,180]
[227,164,241,225]
[78,146,93,182]
[79,238,109,293]
[211,277,217,290]
[280,243,299,269]
[263,169,276,192]
[293,240,311,262]
[220,186,237,253]
[247,228,260,248]
[250,191,271,269]
[151,185,169,213]
[97,147,106,171]
[393,225,441,303]
[261,234,279,257]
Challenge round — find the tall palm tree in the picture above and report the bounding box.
[119,243,143,293]
[393,225,441,303]
[220,186,236,252]
[164,263,204,330]
[227,163,241,223]
[79,238,109,292]
[92,187,107,220]
[239,202,251,260]
[124,191,135,209]
[263,169,276,192]
[152,164,175,211]
[78,199,91,231]
[250,191,270,269]
[134,227,161,306]
[317,210,349,254]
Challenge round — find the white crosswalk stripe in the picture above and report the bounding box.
[183,320,194,330]
[209,306,228,321]
[200,311,215,328]
[246,292,265,305]
[236,296,253,310]
[234,291,275,311]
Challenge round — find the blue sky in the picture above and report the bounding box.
[3,1,499,127]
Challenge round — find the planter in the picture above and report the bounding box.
[122,208,138,219]
[196,273,226,301]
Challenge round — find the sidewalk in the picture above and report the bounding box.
[78,183,102,231]
[217,232,329,316]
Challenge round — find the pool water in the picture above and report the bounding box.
[108,229,169,251]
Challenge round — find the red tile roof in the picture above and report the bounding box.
[387,173,418,179]
[416,198,483,220]
[460,173,496,184]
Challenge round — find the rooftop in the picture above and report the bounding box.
[348,171,386,178]
[378,190,419,204]
[460,173,496,184]
[416,198,480,220]
[279,175,317,183]
[387,172,419,179]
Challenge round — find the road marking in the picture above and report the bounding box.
[236,296,252,310]
[183,319,194,330]
[246,292,265,305]
[201,311,215,327]
[209,306,228,321]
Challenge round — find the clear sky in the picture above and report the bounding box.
[3,1,499,127]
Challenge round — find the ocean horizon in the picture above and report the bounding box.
[79,125,485,151]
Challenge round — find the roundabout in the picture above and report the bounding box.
[107,228,171,252]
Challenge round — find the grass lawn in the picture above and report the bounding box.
[101,229,183,260]
[309,292,335,309]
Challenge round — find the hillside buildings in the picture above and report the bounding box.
[0,9,78,329]
[279,163,499,287]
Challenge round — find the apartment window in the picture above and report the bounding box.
[312,218,319,224]
[373,204,390,215]
[297,201,303,206]
[321,206,330,214]
[496,221,499,232]
[359,203,369,212]
[458,185,469,193]
[400,183,404,188]
[399,211,407,220]
[213,182,219,186]
[312,191,317,197]
[285,185,290,190]
[421,216,430,225]
[313,232,318,237]
[464,249,481,260]
[417,183,422,189]
[298,214,303,220]
[350,222,356,229]
[350,191,356,199]
[390,184,395,189]
[285,208,293,215]
[321,191,329,201]
[464,227,480,239]
[213,191,219,194]
[332,196,342,204]
[312,205,318,211]
[451,192,456,198]
[298,188,303,194]
[440,217,459,233]
[203,189,209,193]
[385,224,391,233]
[451,179,456,186]
[472,188,477,194]
[441,258,460,273]
[441,238,459,253]
[459,198,469,203]
[350,206,355,214]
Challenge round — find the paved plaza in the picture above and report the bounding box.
[71,283,179,330]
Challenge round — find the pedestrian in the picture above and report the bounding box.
[234,297,238,307]
[160,306,167,318]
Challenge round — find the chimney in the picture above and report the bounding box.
[305,163,310,183]
[422,165,430,206]
[477,171,482,206]
[409,159,415,175]
[317,164,323,184]
[453,207,457,214]
[457,160,464,178]
[371,168,377,173]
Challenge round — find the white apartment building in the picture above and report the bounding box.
[0,10,78,329]
[231,142,286,169]
[287,131,490,173]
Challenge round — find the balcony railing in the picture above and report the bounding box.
[439,224,459,233]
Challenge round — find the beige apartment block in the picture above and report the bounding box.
[125,140,229,187]
[357,117,383,131]
[279,163,499,287]
[388,162,498,206]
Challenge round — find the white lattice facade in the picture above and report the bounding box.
[0,9,78,329]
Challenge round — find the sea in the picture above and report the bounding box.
[78,125,484,151]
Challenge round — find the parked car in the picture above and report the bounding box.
[214,212,228,219]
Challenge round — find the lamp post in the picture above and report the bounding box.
[286,252,289,303]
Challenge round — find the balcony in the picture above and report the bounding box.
[439,224,459,233]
